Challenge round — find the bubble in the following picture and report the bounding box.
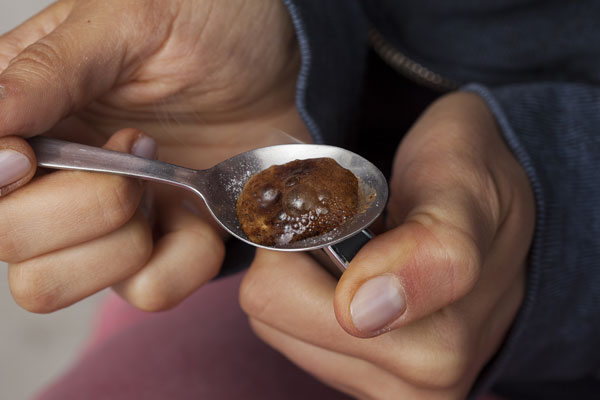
[317,190,330,202]
[283,184,318,217]
[258,185,280,209]
[276,229,294,246]
[316,206,329,215]
[285,175,299,187]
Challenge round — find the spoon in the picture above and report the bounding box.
[27,136,388,277]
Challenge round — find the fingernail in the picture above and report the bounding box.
[131,136,157,159]
[350,274,406,333]
[0,150,31,188]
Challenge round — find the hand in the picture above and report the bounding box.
[240,92,535,399]
[0,0,309,312]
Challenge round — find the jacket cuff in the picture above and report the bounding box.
[464,83,600,399]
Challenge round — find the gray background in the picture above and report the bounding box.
[1,2,102,399]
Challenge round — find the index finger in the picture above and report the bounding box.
[239,249,482,390]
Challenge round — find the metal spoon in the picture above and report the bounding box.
[28,136,388,276]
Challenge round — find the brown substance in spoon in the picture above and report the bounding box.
[236,158,359,246]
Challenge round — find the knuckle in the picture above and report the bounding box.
[92,176,140,232]
[125,276,175,312]
[0,213,28,263]
[121,219,153,265]
[405,314,474,389]
[239,267,272,319]
[0,229,23,263]
[442,230,482,301]
[411,211,483,302]
[431,321,474,387]
[10,40,67,87]
[11,41,58,70]
[191,227,225,269]
[5,35,81,115]
[8,264,61,314]
[403,347,471,390]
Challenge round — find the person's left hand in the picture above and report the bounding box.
[239,92,535,399]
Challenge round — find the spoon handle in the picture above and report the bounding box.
[27,136,203,195]
[312,229,374,278]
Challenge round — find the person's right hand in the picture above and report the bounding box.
[0,0,309,313]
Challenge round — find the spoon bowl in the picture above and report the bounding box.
[201,143,387,251]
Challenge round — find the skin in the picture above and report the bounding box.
[240,93,535,399]
[0,0,310,312]
[0,1,535,398]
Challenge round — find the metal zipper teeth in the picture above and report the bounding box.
[368,28,460,92]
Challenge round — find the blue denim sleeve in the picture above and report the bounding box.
[463,83,600,399]
[281,0,368,145]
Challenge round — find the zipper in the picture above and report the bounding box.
[368,28,459,92]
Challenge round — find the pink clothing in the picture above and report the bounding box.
[34,273,350,400]
[34,272,502,399]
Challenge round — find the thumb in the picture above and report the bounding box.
[0,2,135,137]
[0,1,73,71]
[334,96,506,338]
[0,136,36,197]
[335,216,486,338]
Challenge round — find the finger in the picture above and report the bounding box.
[0,129,154,263]
[8,211,152,314]
[113,196,226,311]
[248,318,406,400]
[241,250,406,367]
[241,250,491,391]
[336,220,484,338]
[0,0,148,137]
[0,0,74,70]
[0,135,36,196]
[335,94,506,337]
[250,319,471,400]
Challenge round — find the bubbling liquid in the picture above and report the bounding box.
[236,158,359,246]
